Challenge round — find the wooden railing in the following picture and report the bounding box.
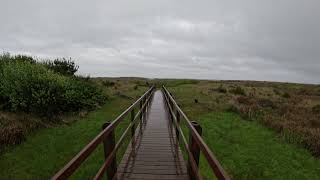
[52,86,155,180]
[162,86,230,180]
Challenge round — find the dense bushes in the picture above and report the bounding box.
[0,53,106,117]
[43,58,79,76]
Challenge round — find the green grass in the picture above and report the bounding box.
[189,112,320,180]
[166,81,320,179]
[0,87,147,179]
[1,78,320,180]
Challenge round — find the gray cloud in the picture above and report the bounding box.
[1,0,319,83]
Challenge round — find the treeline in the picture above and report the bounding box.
[0,53,106,117]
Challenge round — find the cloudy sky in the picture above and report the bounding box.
[1,0,319,83]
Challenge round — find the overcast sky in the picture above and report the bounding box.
[1,0,319,84]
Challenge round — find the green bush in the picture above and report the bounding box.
[62,79,106,111]
[43,58,78,76]
[0,54,106,116]
[229,86,246,96]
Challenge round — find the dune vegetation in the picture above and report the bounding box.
[1,63,320,179]
[166,80,320,179]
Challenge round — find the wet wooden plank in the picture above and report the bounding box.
[117,173,189,180]
[116,90,189,180]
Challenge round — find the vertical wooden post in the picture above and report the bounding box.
[175,110,180,142]
[169,100,174,122]
[143,97,147,117]
[131,109,135,145]
[102,122,117,180]
[139,100,143,133]
[188,121,202,180]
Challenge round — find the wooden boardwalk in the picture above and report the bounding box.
[116,90,188,180]
[52,87,229,180]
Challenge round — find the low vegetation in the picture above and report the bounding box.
[166,80,320,179]
[1,64,319,179]
[0,76,148,179]
[196,112,320,179]
[0,53,106,149]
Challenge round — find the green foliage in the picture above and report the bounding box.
[62,79,106,111]
[229,86,246,96]
[0,85,147,179]
[12,55,36,64]
[0,53,35,64]
[0,53,105,116]
[44,58,79,76]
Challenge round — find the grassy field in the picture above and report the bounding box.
[167,81,320,179]
[0,78,148,179]
[1,78,320,179]
[197,112,320,179]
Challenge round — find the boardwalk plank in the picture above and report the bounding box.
[116,90,189,180]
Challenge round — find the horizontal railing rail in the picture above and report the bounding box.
[162,86,230,180]
[52,86,155,180]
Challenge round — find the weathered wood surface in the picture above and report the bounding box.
[116,90,188,180]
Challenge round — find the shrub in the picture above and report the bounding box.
[229,86,246,96]
[0,60,106,116]
[1,61,64,114]
[62,79,106,111]
[13,55,36,64]
[215,85,227,93]
[44,58,78,76]
[0,53,35,64]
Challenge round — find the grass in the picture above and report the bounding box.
[166,80,320,179]
[197,112,320,179]
[0,85,147,179]
[1,78,320,179]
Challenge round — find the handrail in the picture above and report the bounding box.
[162,91,203,180]
[93,92,153,180]
[52,86,154,180]
[162,86,230,180]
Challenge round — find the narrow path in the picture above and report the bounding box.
[116,90,188,180]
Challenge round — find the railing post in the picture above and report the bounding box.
[131,109,135,146]
[188,121,202,180]
[144,96,147,116]
[102,122,117,180]
[175,110,180,142]
[139,100,143,133]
